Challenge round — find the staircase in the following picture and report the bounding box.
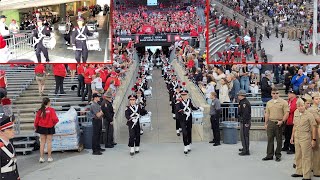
[208,19,236,58]
[2,66,89,154]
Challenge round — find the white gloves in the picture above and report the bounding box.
[199,107,204,112]
[132,118,138,123]
[148,111,152,115]
[149,87,152,90]
[72,46,77,51]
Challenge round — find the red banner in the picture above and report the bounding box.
[142,25,155,34]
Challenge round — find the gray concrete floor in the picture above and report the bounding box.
[17,69,320,180]
[21,141,320,180]
[262,34,319,63]
[20,12,108,63]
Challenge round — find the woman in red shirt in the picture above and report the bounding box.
[53,64,67,94]
[34,97,59,163]
[82,64,96,102]
[68,64,77,79]
[34,64,47,96]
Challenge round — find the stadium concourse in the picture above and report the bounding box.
[0,2,111,63]
[208,0,320,63]
[8,58,320,180]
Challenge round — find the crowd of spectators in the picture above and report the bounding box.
[113,5,204,36]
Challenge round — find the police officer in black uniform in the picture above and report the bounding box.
[176,89,202,154]
[101,91,116,148]
[71,17,93,63]
[32,19,51,63]
[238,90,252,156]
[0,115,20,180]
[125,95,148,156]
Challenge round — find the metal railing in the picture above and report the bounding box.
[219,103,265,123]
[4,32,34,61]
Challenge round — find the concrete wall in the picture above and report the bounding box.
[113,55,139,141]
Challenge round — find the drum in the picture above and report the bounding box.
[192,111,204,119]
[87,23,97,32]
[144,89,152,97]
[140,114,151,128]
[58,23,67,34]
[146,75,152,80]
[42,36,56,50]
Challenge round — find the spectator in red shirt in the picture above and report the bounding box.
[83,64,96,102]
[77,64,85,97]
[0,34,6,49]
[0,70,7,90]
[53,64,67,94]
[282,90,297,154]
[68,64,77,79]
[34,64,47,96]
[34,97,59,163]
[104,71,121,91]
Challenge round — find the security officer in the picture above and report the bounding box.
[209,91,221,146]
[32,19,51,63]
[263,88,289,162]
[309,92,320,177]
[90,93,105,155]
[71,17,93,63]
[290,98,317,179]
[101,91,116,148]
[125,94,148,156]
[0,115,20,180]
[238,90,251,156]
[175,89,202,154]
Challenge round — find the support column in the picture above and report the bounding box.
[312,0,317,56]
[60,4,67,21]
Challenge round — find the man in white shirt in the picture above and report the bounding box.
[212,66,226,98]
[0,15,10,38]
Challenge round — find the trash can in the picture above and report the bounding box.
[82,123,93,149]
[221,121,239,144]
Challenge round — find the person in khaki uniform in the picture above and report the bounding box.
[263,88,289,162]
[290,98,317,180]
[309,93,320,177]
[292,94,314,169]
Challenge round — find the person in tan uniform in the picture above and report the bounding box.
[263,88,289,162]
[309,92,320,177]
[290,98,317,180]
[292,94,314,169]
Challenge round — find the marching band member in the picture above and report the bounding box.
[71,17,93,63]
[136,89,147,135]
[175,88,203,154]
[32,19,51,63]
[173,85,182,136]
[0,115,20,180]
[125,94,148,156]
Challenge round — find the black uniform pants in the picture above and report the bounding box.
[36,43,49,63]
[77,75,85,97]
[176,114,181,130]
[92,118,102,152]
[75,41,88,63]
[211,115,220,143]
[283,124,295,152]
[104,120,114,146]
[180,118,192,146]
[128,124,140,147]
[240,122,251,153]
[82,84,92,102]
[54,76,65,94]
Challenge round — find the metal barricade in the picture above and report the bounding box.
[220,103,265,123]
[4,32,34,60]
